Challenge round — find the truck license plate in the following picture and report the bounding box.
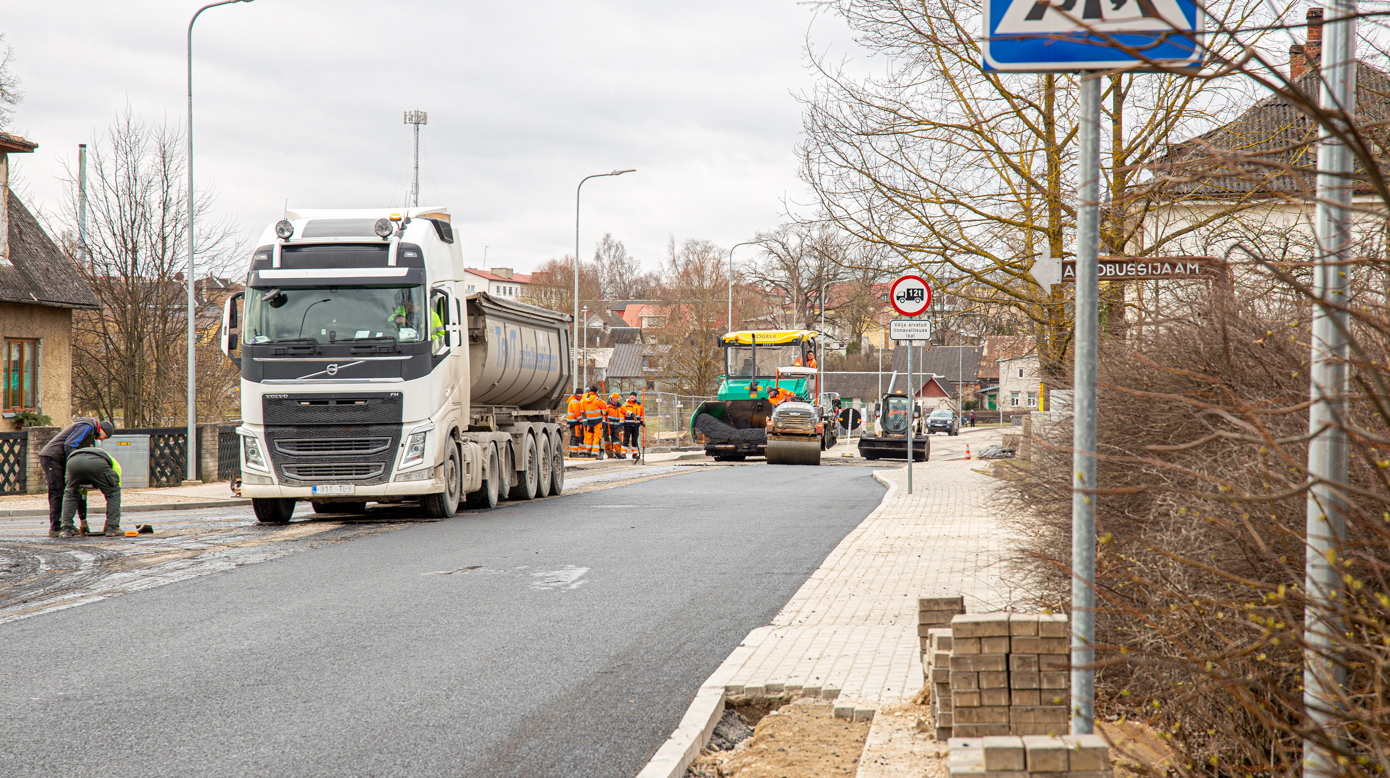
[312,485,355,496]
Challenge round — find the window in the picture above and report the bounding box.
[1010,391,1020,407]
[1027,392,1037,408]
[4,339,38,412]
[1017,367,1025,378]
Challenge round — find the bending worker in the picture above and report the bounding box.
[37,418,112,537]
[566,389,583,457]
[58,446,123,539]
[621,392,644,459]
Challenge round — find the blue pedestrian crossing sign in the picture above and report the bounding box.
[983,0,1203,71]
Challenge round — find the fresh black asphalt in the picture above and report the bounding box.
[0,464,885,777]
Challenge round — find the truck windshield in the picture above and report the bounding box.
[726,343,801,377]
[882,396,912,433]
[243,285,427,344]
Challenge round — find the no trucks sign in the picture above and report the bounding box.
[889,275,932,317]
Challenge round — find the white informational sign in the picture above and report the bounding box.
[889,275,932,317]
[889,319,933,342]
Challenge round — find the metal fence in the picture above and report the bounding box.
[0,432,26,495]
[643,392,716,449]
[217,426,241,481]
[119,426,192,487]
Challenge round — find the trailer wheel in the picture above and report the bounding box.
[253,498,295,524]
[509,434,539,501]
[536,435,552,498]
[549,442,565,496]
[465,445,500,510]
[421,443,462,518]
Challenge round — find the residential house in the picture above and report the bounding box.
[822,371,952,407]
[998,354,1043,410]
[605,342,673,394]
[890,344,982,410]
[976,335,1034,410]
[0,132,101,428]
[462,267,531,300]
[1145,8,1389,286]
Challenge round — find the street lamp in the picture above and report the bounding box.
[727,241,754,332]
[574,169,635,393]
[581,305,589,388]
[185,0,253,485]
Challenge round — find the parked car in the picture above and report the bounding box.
[927,408,959,436]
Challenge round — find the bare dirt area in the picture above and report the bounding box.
[686,696,872,778]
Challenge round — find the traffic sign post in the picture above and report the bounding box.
[889,275,932,317]
[981,0,1204,740]
[889,275,932,496]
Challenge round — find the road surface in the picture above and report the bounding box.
[0,463,885,777]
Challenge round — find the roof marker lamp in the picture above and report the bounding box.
[275,219,294,240]
[374,218,394,238]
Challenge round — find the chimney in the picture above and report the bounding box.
[1292,7,1324,79]
[492,267,514,279]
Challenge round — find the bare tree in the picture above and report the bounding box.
[593,232,657,300]
[654,238,730,396]
[62,108,241,427]
[748,223,855,331]
[0,34,21,132]
[520,254,603,316]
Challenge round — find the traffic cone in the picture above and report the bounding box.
[965,443,971,460]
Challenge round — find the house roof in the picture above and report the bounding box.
[891,345,982,385]
[0,131,38,155]
[0,193,100,310]
[980,335,1035,381]
[1158,61,1390,198]
[464,268,532,284]
[606,343,669,378]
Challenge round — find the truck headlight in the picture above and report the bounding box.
[243,435,268,472]
[401,432,427,469]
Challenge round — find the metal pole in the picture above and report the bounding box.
[582,305,589,389]
[186,0,248,484]
[412,122,419,206]
[77,144,87,255]
[907,338,913,496]
[1070,73,1101,736]
[573,169,635,394]
[1305,2,1355,774]
[728,241,753,331]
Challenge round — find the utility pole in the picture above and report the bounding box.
[404,110,427,207]
[77,144,88,257]
[1304,2,1356,775]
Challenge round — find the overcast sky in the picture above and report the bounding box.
[4,1,868,277]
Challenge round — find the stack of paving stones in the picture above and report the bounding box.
[948,613,1071,738]
[925,628,955,739]
[948,734,1112,778]
[920,596,966,658]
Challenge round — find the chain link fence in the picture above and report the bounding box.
[642,392,715,450]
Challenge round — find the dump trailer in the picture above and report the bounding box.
[691,330,825,461]
[219,207,571,523]
[857,389,929,461]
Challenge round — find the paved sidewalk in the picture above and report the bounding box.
[722,459,1018,709]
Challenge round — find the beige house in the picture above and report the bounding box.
[0,132,101,429]
[998,354,1041,410]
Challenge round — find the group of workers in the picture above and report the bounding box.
[566,387,644,460]
[37,417,124,539]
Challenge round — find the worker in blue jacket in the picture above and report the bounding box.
[37,419,113,537]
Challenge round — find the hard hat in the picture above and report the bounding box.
[610,392,621,401]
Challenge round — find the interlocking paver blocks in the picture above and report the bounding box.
[949,735,1112,778]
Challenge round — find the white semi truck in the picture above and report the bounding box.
[219,207,571,523]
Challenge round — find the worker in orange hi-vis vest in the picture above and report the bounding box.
[605,393,625,458]
[621,392,644,459]
[767,385,795,406]
[793,349,817,369]
[565,390,584,457]
[582,386,605,457]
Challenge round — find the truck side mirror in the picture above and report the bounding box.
[220,291,244,360]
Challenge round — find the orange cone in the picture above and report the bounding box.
[965,443,971,460]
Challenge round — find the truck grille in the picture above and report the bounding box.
[274,438,391,456]
[282,463,385,480]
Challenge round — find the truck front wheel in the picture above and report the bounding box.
[253,498,295,524]
[421,443,462,518]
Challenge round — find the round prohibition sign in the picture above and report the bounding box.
[889,275,932,317]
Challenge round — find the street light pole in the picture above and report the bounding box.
[186,0,252,485]
[727,241,754,331]
[574,169,635,393]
